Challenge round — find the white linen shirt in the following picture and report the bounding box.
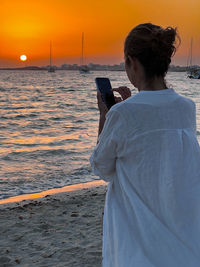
[90,88,200,267]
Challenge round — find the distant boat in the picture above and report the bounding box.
[48,41,55,73]
[188,69,200,79]
[80,33,90,74]
[187,38,200,79]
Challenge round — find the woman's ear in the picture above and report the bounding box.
[128,56,137,72]
[124,55,130,66]
[128,55,132,62]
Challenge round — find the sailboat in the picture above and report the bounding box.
[187,38,200,79]
[80,33,90,73]
[48,41,55,73]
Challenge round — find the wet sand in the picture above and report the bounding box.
[0,184,107,267]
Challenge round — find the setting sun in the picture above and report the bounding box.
[20,55,27,61]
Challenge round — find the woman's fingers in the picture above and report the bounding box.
[112,86,131,100]
[114,96,122,103]
[113,86,130,92]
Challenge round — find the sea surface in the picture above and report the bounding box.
[0,70,200,199]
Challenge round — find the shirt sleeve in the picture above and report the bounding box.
[90,108,124,182]
[193,102,197,135]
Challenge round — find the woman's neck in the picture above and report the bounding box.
[138,76,167,91]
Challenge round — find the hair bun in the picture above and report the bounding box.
[163,27,176,42]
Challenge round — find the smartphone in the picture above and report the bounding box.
[95,77,116,110]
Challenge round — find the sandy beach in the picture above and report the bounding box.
[0,184,107,267]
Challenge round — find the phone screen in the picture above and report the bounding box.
[95,77,116,110]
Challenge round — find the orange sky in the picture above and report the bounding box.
[0,0,200,67]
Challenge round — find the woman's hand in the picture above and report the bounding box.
[97,92,108,138]
[96,87,131,139]
[97,91,108,116]
[112,86,131,103]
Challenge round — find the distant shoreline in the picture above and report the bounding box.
[0,66,46,71]
[0,67,192,72]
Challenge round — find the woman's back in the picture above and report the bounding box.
[91,88,200,266]
[120,88,196,134]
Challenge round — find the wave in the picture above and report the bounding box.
[5,106,35,110]
[69,165,93,176]
[0,113,39,120]
[2,149,77,160]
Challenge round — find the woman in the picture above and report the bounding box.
[90,23,200,267]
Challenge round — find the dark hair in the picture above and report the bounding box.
[124,23,180,80]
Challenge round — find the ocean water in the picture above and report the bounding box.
[0,70,200,199]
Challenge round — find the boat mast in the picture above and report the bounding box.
[81,32,84,66]
[50,41,52,67]
[189,38,193,68]
[187,38,193,71]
